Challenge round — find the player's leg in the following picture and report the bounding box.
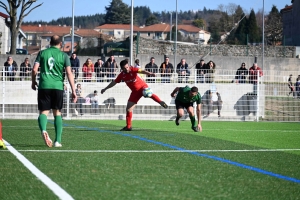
[120,92,140,131]
[186,105,197,131]
[51,90,64,147]
[149,88,168,109]
[38,89,52,147]
[175,100,185,126]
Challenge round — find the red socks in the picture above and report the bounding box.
[151,94,161,103]
[126,111,132,128]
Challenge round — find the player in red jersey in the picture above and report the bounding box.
[101,59,168,131]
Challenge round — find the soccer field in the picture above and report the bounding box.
[1,119,300,199]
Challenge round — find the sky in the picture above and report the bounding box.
[0,0,292,22]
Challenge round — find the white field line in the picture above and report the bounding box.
[2,149,299,153]
[3,140,74,200]
[3,125,300,133]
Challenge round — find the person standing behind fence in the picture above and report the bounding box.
[195,59,206,83]
[4,56,18,81]
[176,58,190,83]
[91,90,99,113]
[144,57,158,83]
[94,59,105,82]
[31,35,77,148]
[204,60,216,83]
[287,74,295,97]
[295,77,300,99]
[104,55,118,82]
[20,58,32,81]
[82,58,94,82]
[159,56,174,83]
[70,53,80,81]
[249,63,263,84]
[235,63,248,84]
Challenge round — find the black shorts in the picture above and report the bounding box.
[38,89,64,111]
[175,100,194,110]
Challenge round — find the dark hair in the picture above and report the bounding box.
[150,57,155,60]
[135,59,139,64]
[191,86,198,93]
[120,59,128,68]
[50,35,62,46]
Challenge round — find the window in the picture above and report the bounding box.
[147,32,150,37]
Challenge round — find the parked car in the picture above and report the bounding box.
[6,48,29,55]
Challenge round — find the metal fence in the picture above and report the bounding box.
[1,69,299,122]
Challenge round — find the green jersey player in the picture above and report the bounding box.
[31,35,77,147]
[171,86,202,132]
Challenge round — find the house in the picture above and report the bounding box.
[281,0,300,46]
[177,24,210,44]
[136,23,171,40]
[21,24,112,54]
[94,24,140,40]
[0,12,27,54]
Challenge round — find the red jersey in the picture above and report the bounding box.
[115,67,148,91]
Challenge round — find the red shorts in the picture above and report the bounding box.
[128,87,146,103]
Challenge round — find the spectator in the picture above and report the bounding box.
[91,90,99,114]
[134,59,141,68]
[75,83,84,115]
[82,58,94,82]
[195,59,206,83]
[104,55,118,82]
[202,90,223,118]
[235,63,248,84]
[287,74,295,97]
[20,58,32,81]
[249,63,263,84]
[62,84,71,117]
[144,57,158,83]
[204,60,216,83]
[4,56,18,81]
[70,53,80,81]
[159,56,174,83]
[94,59,105,82]
[295,77,300,99]
[176,58,190,83]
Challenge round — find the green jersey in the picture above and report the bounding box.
[35,46,71,90]
[175,86,202,104]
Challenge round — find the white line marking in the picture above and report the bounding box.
[3,139,74,200]
[5,149,300,153]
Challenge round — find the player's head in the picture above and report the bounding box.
[189,86,198,97]
[50,35,62,47]
[120,59,130,73]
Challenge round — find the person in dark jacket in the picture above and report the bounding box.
[70,53,80,80]
[144,57,158,83]
[195,59,206,83]
[4,56,18,81]
[94,59,105,82]
[235,63,248,84]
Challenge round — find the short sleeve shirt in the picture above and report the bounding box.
[35,46,71,90]
[115,67,148,91]
[175,86,201,104]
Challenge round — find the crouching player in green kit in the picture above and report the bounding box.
[170,86,202,132]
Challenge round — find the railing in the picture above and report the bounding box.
[1,70,299,122]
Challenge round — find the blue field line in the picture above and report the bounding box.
[57,121,300,184]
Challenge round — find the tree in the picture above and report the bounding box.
[192,18,205,29]
[234,14,248,44]
[0,0,42,54]
[104,0,131,24]
[265,5,282,45]
[145,14,159,26]
[247,9,260,43]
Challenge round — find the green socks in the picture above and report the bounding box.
[38,114,48,132]
[54,116,63,143]
[189,115,196,127]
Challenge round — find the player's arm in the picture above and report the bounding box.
[196,103,202,132]
[138,69,155,76]
[101,80,117,94]
[65,66,77,103]
[31,62,39,91]
[171,87,180,97]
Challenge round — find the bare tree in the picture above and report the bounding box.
[0,0,43,54]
